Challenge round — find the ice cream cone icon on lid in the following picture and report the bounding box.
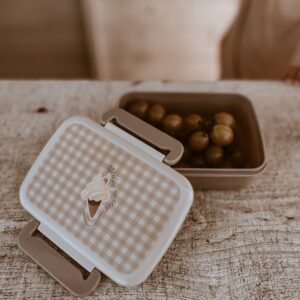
[81,174,113,226]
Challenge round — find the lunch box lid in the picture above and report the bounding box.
[18,109,193,295]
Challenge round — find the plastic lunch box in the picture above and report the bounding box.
[118,92,266,189]
[18,109,194,296]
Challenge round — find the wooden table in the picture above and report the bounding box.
[1,81,300,299]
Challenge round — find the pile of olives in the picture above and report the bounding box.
[126,100,245,168]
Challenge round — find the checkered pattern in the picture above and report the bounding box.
[26,123,180,274]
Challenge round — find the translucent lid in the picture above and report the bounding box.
[19,115,193,287]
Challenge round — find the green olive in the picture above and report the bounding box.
[182,146,192,162]
[184,114,203,131]
[205,145,224,166]
[174,160,189,168]
[219,158,234,169]
[127,100,149,119]
[190,154,206,168]
[230,148,245,167]
[210,125,234,146]
[188,131,209,152]
[203,118,214,132]
[148,104,166,125]
[214,112,235,129]
[163,114,183,135]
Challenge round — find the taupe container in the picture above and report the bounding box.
[119,92,266,189]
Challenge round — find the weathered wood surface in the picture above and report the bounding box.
[0,81,300,299]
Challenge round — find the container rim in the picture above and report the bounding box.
[176,160,267,177]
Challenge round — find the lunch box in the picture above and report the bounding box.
[18,109,193,296]
[119,92,266,189]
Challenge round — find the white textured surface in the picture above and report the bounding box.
[1,81,300,299]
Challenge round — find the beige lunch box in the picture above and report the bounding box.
[119,92,266,189]
[18,109,193,296]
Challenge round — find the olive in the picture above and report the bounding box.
[205,145,224,167]
[182,146,192,162]
[190,154,206,168]
[184,114,203,132]
[214,112,235,129]
[230,148,245,167]
[210,125,234,146]
[127,100,149,119]
[219,158,234,169]
[148,104,166,125]
[203,117,215,132]
[174,161,189,168]
[163,114,183,135]
[188,131,209,152]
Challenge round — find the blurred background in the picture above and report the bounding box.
[0,0,239,80]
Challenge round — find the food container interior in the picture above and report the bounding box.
[119,92,266,175]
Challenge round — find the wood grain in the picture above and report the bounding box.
[0,0,91,79]
[0,81,300,299]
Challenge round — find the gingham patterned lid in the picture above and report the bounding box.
[20,116,193,285]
